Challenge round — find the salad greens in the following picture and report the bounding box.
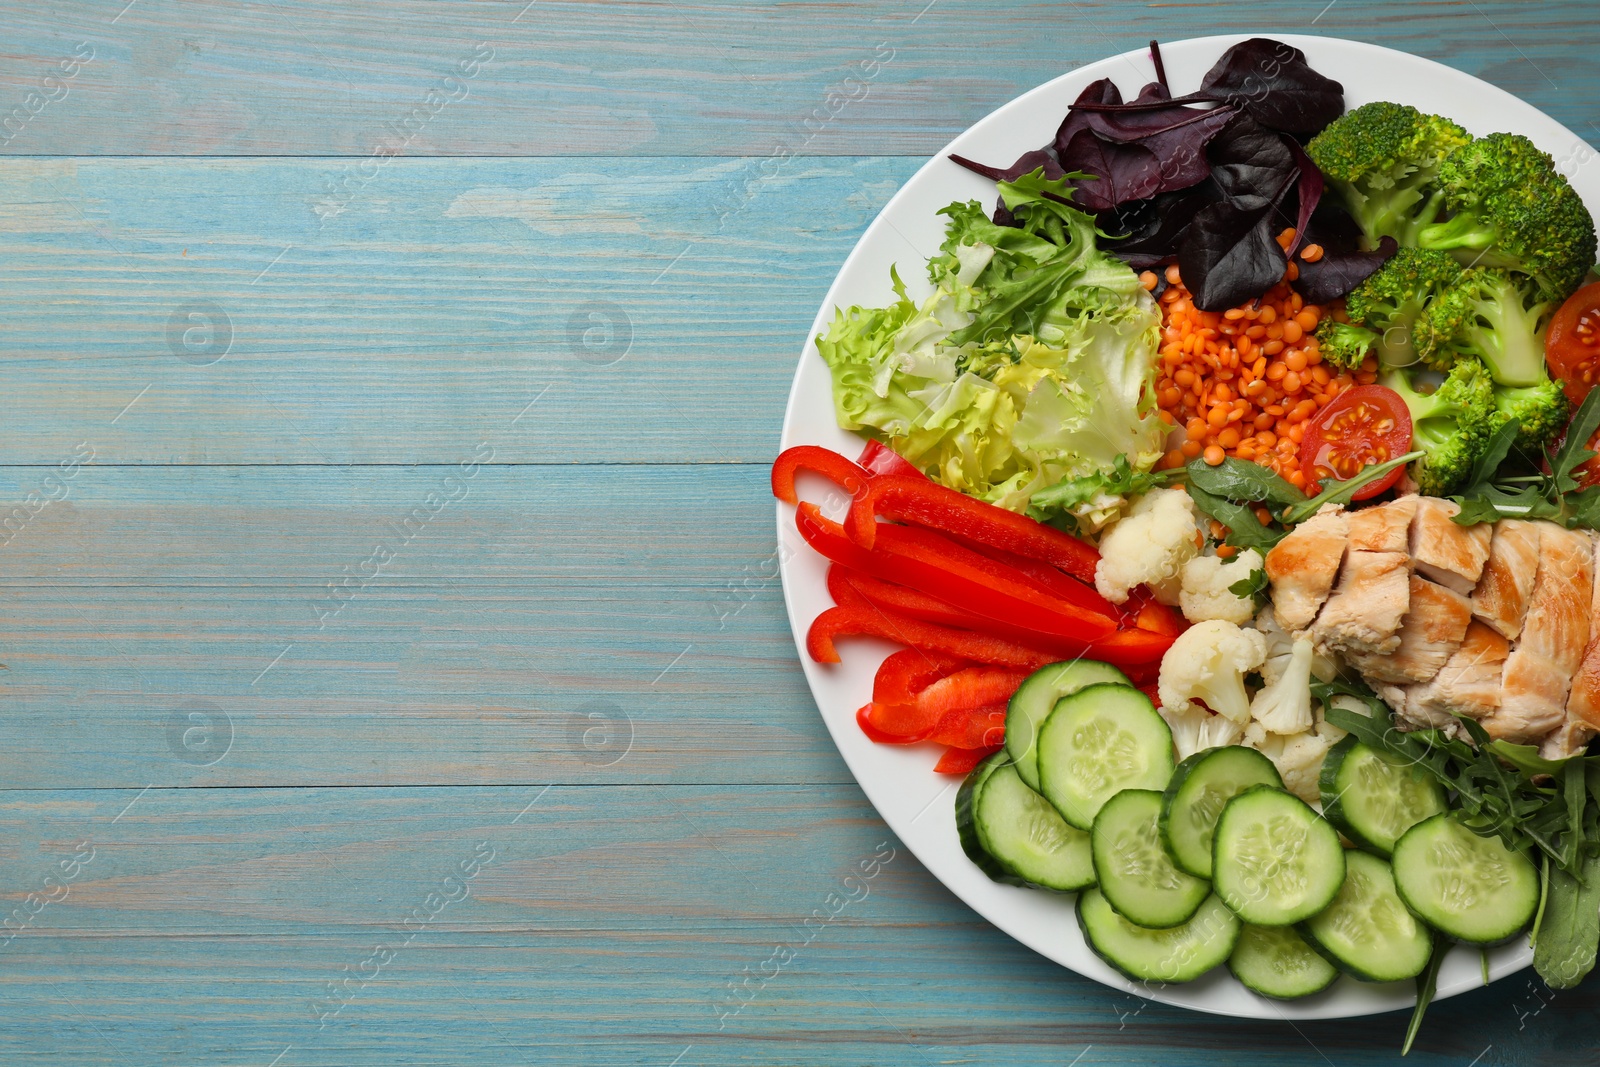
[816,170,1166,531]
[1449,386,1600,527]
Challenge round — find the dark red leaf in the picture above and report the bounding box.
[1295,234,1398,304]
[1191,38,1344,135]
[1283,139,1325,260]
[1178,194,1289,311]
[1054,127,1163,212]
[948,148,1063,185]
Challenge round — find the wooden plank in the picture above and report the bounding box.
[0,155,913,465]
[0,784,1591,1066]
[0,462,873,789]
[0,1,1594,157]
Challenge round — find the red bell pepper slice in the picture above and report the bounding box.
[872,523,1117,639]
[798,505,1117,643]
[831,566,974,629]
[858,439,924,479]
[872,648,969,706]
[1134,598,1187,638]
[805,604,1059,670]
[934,744,1002,775]
[846,475,1100,584]
[927,704,1009,749]
[956,540,1116,618]
[857,703,929,744]
[1084,627,1176,666]
[915,667,1029,719]
[771,445,871,505]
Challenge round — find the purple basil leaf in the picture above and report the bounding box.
[1100,186,1220,265]
[992,199,1018,227]
[1205,114,1294,200]
[1054,127,1163,212]
[1149,39,1169,94]
[1295,235,1398,303]
[1192,38,1344,135]
[949,148,1063,184]
[1178,194,1289,311]
[1283,138,1325,259]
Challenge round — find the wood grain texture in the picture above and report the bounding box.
[0,785,1590,1067]
[0,1,1595,157]
[0,463,848,788]
[0,156,908,464]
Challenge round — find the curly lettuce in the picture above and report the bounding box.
[815,170,1166,531]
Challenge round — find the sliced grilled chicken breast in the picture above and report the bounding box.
[1404,621,1509,723]
[1409,497,1493,594]
[1562,535,1600,731]
[1346,495,1418,553]
[1470,519,1542,640]
[1482,524,1594,743]
[1312,550,1411,657]
[1348,576,1473,683]
[1264,505,1348,632]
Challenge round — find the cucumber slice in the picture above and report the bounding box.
[1228,923,1340,999]
[1077,888,1239,983]
[956,752,1094,891]
[1092,789,1209,928]
[1162,746,1284,879]
[1391,813,1539,944]
[1319,736,1448,856]
[1038,684,1173,831]
[1301,850,1432,982]
[1212,786,1345,926]
[1005,660,1132,791]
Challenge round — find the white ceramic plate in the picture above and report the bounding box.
[778,34,1600,1019]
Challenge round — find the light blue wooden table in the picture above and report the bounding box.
[0,3,1595,1064]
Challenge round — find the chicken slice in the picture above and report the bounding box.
[1346,496,1418,553]
[1404,621,1509,724]
[1470,519,1541,640]
[1564,534,1600,732]
[1481,524,1594,743]
[1409,497,1492,594]
[1264,505,1348,632]
[1312,550,1411,657]
[1540,720,1596,761]
[1348,576,1473,683]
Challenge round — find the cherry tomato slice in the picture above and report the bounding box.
[1299,384,1414,499]
[1546,282,1600,407]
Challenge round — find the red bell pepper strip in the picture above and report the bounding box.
[955,539,1116,618]
[771,445,871,505]
[857,703,929,744]
[1137,683,1162,708]
[915,667,1030,719]
[831,566,974,629]
[858,439,924,479]
[934,744,1002,775]
[806,605,1059,670]
[928,704,1009,749]
[798,505,1117,642]
[1083,627,1176,666]
[846,474,1100,584]
[872,648,969,706]
[1134,598,1187,638]
[872,523,1117,639]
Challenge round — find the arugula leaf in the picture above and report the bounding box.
[1185,484,1285,552]
[1228,567,1270,609]
[1184,456,1305,507]
[1535,849,1600,989]
[1279,450,1424,525]
[1550,388,1600,493]
[1403,936,1447,1057]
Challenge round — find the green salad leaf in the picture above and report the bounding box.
[814,170,1166,532]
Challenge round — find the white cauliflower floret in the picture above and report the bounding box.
[1179,549,1263,625]
[1255,607,1338,686]
[1243,724,1335,804]
[1314,694,1370,745]
[1158,619,1267,724]
[1094,487,1199,606]
[1160,703,1246,761]
[1250,633,1315,735]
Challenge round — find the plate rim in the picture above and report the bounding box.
[777,32,1597,1020]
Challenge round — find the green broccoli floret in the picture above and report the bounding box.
[1416,133,1598,299]
[1412,267,1556,384]
[1306,102,1472,250]
[1492,379,1569,456]
[1341,248,1462,370]
[1315,320,1379,370]
[1379,360,1496,496]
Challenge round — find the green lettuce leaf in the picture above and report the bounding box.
[815,171,1167,531]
